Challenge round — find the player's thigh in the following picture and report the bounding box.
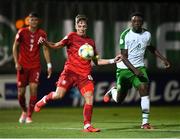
[78,75,94,104]
[118,80,130,102]
[53,87,67,99]
[56,70,75,91]
[78,75,94,96]
[116,70,131,102]
[29,67,41,84]
[132,67,149,89]
[116,69,132,94]
[17,68,29,87]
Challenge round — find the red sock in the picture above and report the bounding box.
[27,96,37,117]
[18,95,27,112]
[45,92,54,102]
[83,104,93,125]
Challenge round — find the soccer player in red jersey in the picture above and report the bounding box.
[12,12,52,123]
[34,14,122,132]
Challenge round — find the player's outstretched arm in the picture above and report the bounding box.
[147,46,171,69]
[42,46,52,79]
[12,40,22,71]
[121,49,144,77]
[92,54,123,66]
[38,37,64,49]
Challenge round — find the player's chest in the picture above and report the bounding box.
[71,37,94,49]
[127,35,148,49]
[22,32,41,45]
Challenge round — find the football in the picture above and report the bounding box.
[78,43,94,60]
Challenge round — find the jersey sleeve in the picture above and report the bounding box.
[119,35,125,50]
[119,29,130,50]
[59,32,72,46]
[15,29,23,43]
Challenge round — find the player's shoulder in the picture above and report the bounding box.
[123,28,131,34]
[17,27,28,34]
[62,32,76,40]
[142,28,151,36]
[120,28,131,38]
[67,32,76,37]
[142,28,150,33]
[86,39,95,48]
[37,28,46,34]
[63,32,76,40]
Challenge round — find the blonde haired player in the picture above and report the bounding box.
[34,14,122,132]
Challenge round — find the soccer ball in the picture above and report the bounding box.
[78,43,94,60]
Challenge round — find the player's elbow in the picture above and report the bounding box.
[93,60,98,66]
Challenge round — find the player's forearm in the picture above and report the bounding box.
[43,41,54,48]
[43,47,52,71]
[97,59,114,65]
[12,43,18,64]
[13,52,18,64]
[45,41,64,49]
[43,46,51,64]
[96,54,122,65]
[154,50,168,62]
[122,57,137,73]
[148,46,166,61]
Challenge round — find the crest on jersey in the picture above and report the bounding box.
[120,39,124,44]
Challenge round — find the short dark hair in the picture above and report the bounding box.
[29,12,39,18]
[130,12,144,20]
[75,14,88,24]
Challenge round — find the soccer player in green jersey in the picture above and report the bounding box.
[104,12,171,129]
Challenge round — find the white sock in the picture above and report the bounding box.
[84,123,91,129]
[141,96,150,125]
[111,88,118,103]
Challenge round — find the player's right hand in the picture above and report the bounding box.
[163,60,171,69]
[134,69,144,77]
[38,37,46,45]
[15,63,22,71]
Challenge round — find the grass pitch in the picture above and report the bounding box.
[0,106,180,138]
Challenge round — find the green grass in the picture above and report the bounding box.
[0,106,180,138]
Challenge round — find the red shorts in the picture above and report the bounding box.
[56,69,94,96]
[17,67,41,87]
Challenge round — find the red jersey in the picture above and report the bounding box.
[15,27,47,68]
[59,32,97,77]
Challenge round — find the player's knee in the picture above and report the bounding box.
[53,91,65,99]
[139,87,148,96]
[84,94,93,101]
[84,92,93,104]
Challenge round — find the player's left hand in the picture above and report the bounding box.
[114,54,123,63]
[163,60,171,69]
[47,67,52,79]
